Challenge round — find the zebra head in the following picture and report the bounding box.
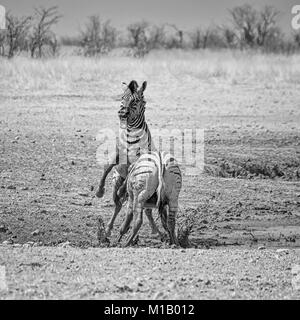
[118,80,147,129]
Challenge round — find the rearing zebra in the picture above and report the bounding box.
[96,80,157,238]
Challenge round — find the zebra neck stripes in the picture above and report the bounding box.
[118,121,156,165]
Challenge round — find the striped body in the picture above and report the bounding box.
[159,151,182,243]
[115,81,156,178]
[96,80,157,239]
[160,151,182,209]
[119,151,182,246]
[114,120,155,179]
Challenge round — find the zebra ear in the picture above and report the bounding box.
[128,80,138,94]
[138,81,147,96]
[141,81,147,92]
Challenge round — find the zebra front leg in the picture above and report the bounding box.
[158,205,170,243]
[125,203,143,247]
[159,205,169,234]
[96,163,115,198]
[118,195,134,243]
[117,163,134,200]
[96,150,120,199]
[105,174,125,238]
[167,202,179,246]
[145,208,163,236]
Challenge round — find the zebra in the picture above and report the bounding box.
[118,151,182,247]
[95,80,158,238]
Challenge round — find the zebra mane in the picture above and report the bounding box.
[121,87,145,105]
[122,80,146,103]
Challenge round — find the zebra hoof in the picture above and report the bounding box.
[159,233,169,242]
[132,235,140,246]
[99,237,110,245]
[105,229,112,239]
[95,187,105,198]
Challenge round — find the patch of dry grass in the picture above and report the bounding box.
[1,49,300,95]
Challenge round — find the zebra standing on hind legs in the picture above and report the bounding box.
[117,151,182,247]
[95,80,162,239]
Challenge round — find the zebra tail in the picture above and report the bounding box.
[156,152,165,208]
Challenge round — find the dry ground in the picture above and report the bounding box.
[0,245,300,299]
[0,50,300,299]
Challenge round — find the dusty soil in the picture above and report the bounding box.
[0,55,299,299]
[1,245,300,299]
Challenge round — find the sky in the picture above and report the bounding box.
[1,0,297,36]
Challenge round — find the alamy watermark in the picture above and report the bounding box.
[96,128,205,176]
[292,5,300,30]
[0,5,5,30]
[0,265,8,292]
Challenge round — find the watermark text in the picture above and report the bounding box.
[96,128,205,176]
[292,5,300,30]
[0,5,5,30]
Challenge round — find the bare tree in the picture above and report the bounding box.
[202,28,211,49]
[229,4,280,49]
[294,32,300,48]
[127,21,150,57]
[147,24,166,49]
[263,27,286,53]
[189,28,202,49]
[189,27,224,49]
[219,25,237,48]
[167,24,184,48]
[101,20,117,52]
[229,4,258,48]
[81,15,101,56]
[29,6,61,58]
[127,21,148,47]
[256,6,280,46]
[6,13,31,58]
[48,34,59,56]
[126,22,166,56]
[189,28,210,49]
[80,16,116,56]
[0,30,5,56]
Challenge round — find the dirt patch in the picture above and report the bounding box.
[0,245,299,299]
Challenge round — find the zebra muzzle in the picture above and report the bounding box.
[120,118,128,128]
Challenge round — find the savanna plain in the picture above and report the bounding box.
[0,50,299,299]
